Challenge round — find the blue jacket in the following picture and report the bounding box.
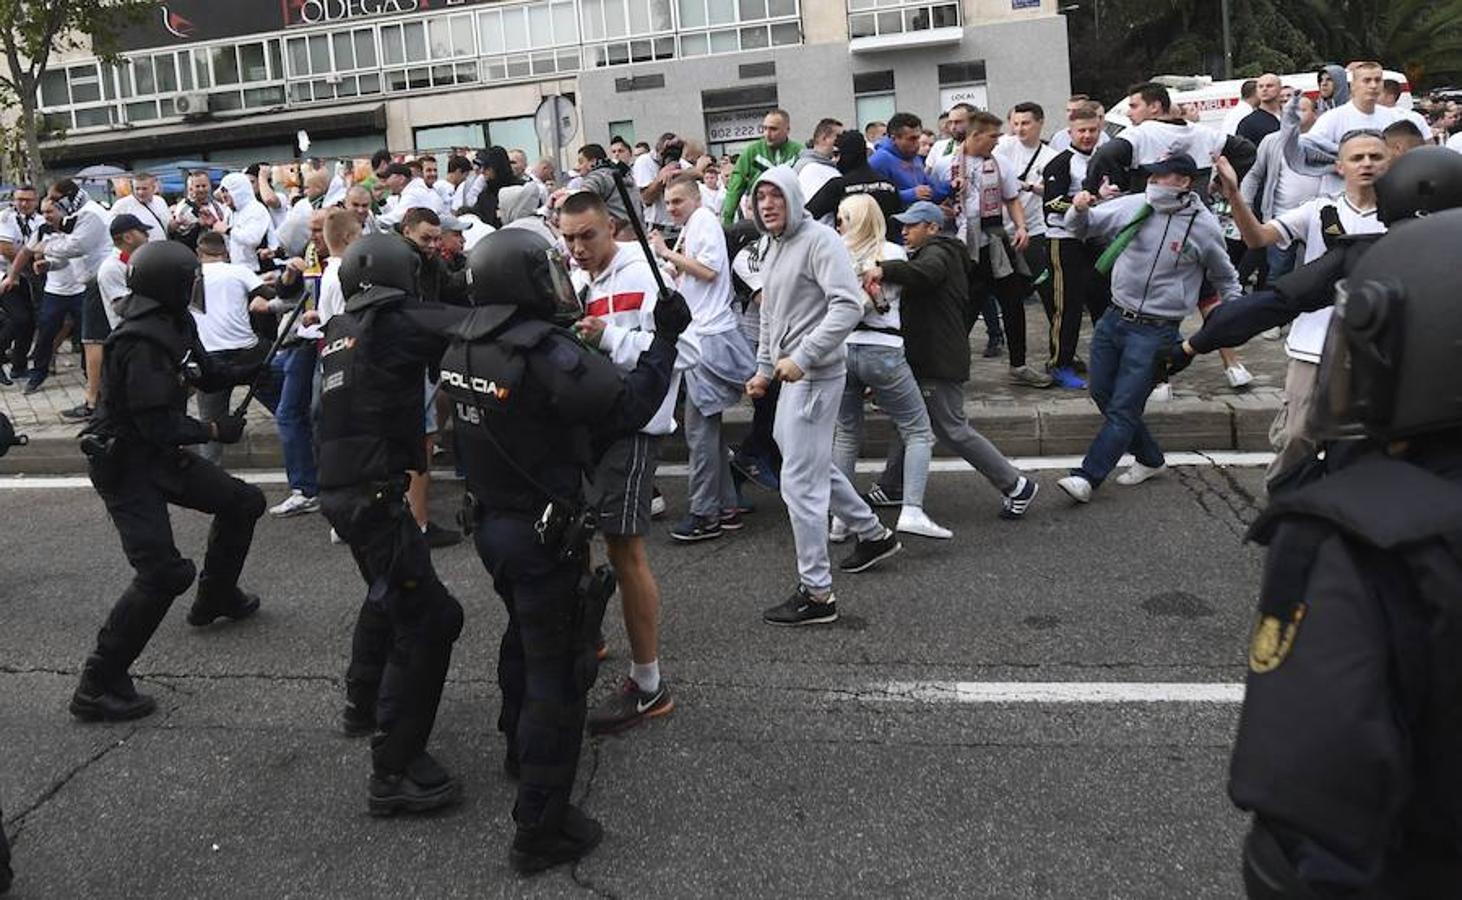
[868,137,950,206]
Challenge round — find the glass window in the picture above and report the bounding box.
[154,54,178,93]
[739,0,767,18]
[770,21,800,44]
[244,85,285,107]
[355,30,377,68]
[404,22,428,62]
[416,123,485,150]
[876,11,900,33]
[212,47,240,85]
[359,72,382,94]
[451,14,475,56]
[239,43,267,81]
[407,67,431,89]
[529,3,553,46]
[104,63,123,100]
[503,7,529,51]
[40,70,69,107]
[194,51,212,88]
[178,52,193,90]
[855,92,896,130]
[211,91,244,112]
[288,38,310,76]
[629,39,652,61]
[678,0,706,28]
[133,57,156,95]
[769,0,796,15]
[932,3,958,26]
[74,106,114,128]
[429,17,453,58]
[605,42,629,65]
[708,0,735,24]
[381,24,405,65]
[709,29,737,52]
[654,35,675,57]
[680,32,707,56]
[332,32,355,70]
[338,77,359,97]
[608,120,635,144]
[553,2,579,43]
[556,49,581,70]
[531,51,556,74]
[906,7,929,30]
[604,0,626,37]
[487,116,539,159]
[740,25,768,48]
[506,56,531,78]
[849,13,874,36]
[387,69,408,92]
[268,40,283,79]
[650,0,673,30]
[432,63,455,84]
[309,35,331,73]
[457,60,479,82]
[69,66,101,103]
[478,11,504,53]
[628,0,649,34]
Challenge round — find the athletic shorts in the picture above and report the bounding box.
[79,283,111,344]
[590,432,660,537]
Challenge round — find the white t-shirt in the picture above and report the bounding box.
[699,183,726,215]
[958,154,1021,248]
[846,241,907,349]
[994,136,1058,237]
[1119,120,1228,171]
[0,209,41,276]
[1308,102,1402,152]
[673,207,737,336]
[315,257,345,328]
[1449,132,1462,154]
[193,261,264,352]
[632,154,688,227]
[96,248,129,329]
[1269,193,1386,362]
[109,194,171,242]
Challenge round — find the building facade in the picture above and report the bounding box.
[32,0,1069,172]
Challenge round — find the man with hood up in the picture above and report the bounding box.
[71,241,266,722]
[1316,63,1350,113]
[744,167,901,628]
[216,171,273,273]
[805,130,902,235]
[472,146,522,228]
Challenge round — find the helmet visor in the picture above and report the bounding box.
[189,269,207,314]
[1306,278,1405,441]
[545,246,583,324]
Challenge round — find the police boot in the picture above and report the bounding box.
[367,752,462,817]
[509,804,605,874]
[340,681,377,738]
[185,578,261,627]
[68,655,157,722]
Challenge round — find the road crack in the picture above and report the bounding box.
[569,741,619,899]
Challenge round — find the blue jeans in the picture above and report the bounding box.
[31,290,85,380]
[1074,309,1177,486]
[833,343,935,509]
[1266,244,1299,281]
[257,344,319,496]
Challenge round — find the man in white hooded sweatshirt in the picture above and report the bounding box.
[216,172,272,273]
[746,167,901,627]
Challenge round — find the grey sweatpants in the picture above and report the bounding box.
[880,379,1021,497]
[684,400,738,518]
[773,375,883,592]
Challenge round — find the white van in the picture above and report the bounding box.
[1103,69,1414,135]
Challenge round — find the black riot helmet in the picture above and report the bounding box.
[465,227,582,325]
[339,232,421,310]
[1375,146,1462,225]
[1309,208,1462,441]
[126,240,202,315]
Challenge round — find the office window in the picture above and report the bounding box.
[608,120,635,144]
[848,0,957,37]
[416,122,486,150]
[487,116,540,159]
[854,71,896,131]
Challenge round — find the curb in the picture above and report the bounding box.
[1,389,1282,475]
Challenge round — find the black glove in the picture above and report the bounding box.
[213,414,246,445]
[1154,341,1194,382]
[652,289,693,342]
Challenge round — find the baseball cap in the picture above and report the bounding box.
[439,213,468,232]
[1140,153,1200,178]
[109,213,149,237]
[892,200,945,226]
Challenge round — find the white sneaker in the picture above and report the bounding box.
[1115,462,1167,486]
[1057,475,1093,504]
[1225,364,1254,390]
[269,490,321,518]
[650,490,667,519]
[1148,383,1173,402]
[895,506,953,539]
[329,527,345,545]
[829,516,850,543]
[1261,326,1283,341]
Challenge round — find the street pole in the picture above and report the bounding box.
[1221,0,1233,78]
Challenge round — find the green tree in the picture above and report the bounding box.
[0,0,157,183]
[1286,0,1462,88]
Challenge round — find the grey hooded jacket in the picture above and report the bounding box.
[1242,92,1323,219]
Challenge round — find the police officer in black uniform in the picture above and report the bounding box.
[71,241,266,722]
[314,232,468,816]
[1229,209,1462,898]
[440,228,690,873]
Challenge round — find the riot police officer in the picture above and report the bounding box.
[1,416,16,896]
[314,232,467,816]
[1229,210,1462,898]
[70,241,266,722]
[440,228,690,873]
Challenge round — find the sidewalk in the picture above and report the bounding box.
[0,303,1287,474]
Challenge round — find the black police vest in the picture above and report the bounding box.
[90,308,191,440]
[439,320,609,514]
[316,306,428,488]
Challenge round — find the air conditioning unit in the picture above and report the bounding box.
[171,92,211,117]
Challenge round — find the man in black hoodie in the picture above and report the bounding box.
[472,146,522,228]
[863,201,1038,519]
[805,130,902,234]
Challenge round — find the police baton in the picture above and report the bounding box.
[609,168,673,299]
[230,294,311,418]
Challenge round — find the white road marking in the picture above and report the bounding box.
[869,681,1246,704]
[0,452,1276,491]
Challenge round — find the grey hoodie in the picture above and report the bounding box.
[1317,64,1351,113]
[751,166,866,381]
[1064,193,1240,320]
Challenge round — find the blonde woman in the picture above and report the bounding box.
[832,195,951,540]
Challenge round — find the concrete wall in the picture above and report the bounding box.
[577,14,1071,147]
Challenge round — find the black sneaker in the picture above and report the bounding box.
[838,528,902,574]
[368,752,461,817]
[22,374,44,395]
[586,676,674,735]
[862,486,902,508]
[186,588,261,627]
[423,521,462,548]
[60,403,94,421]
[763,585,838,626]
[510,804,605,874]
[999,476,1039,520]
[670,514,722,543]
[983,336,1006,359]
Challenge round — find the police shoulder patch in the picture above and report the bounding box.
[1248,602,1307,674]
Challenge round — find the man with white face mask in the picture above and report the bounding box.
[1055,154,1242,504]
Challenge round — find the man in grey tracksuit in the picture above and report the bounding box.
[745,166,900,627]
[1056,154,1242,504]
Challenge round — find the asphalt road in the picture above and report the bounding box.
[0,461,1267,898]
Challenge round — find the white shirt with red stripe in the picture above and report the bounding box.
[583,242,699,436]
